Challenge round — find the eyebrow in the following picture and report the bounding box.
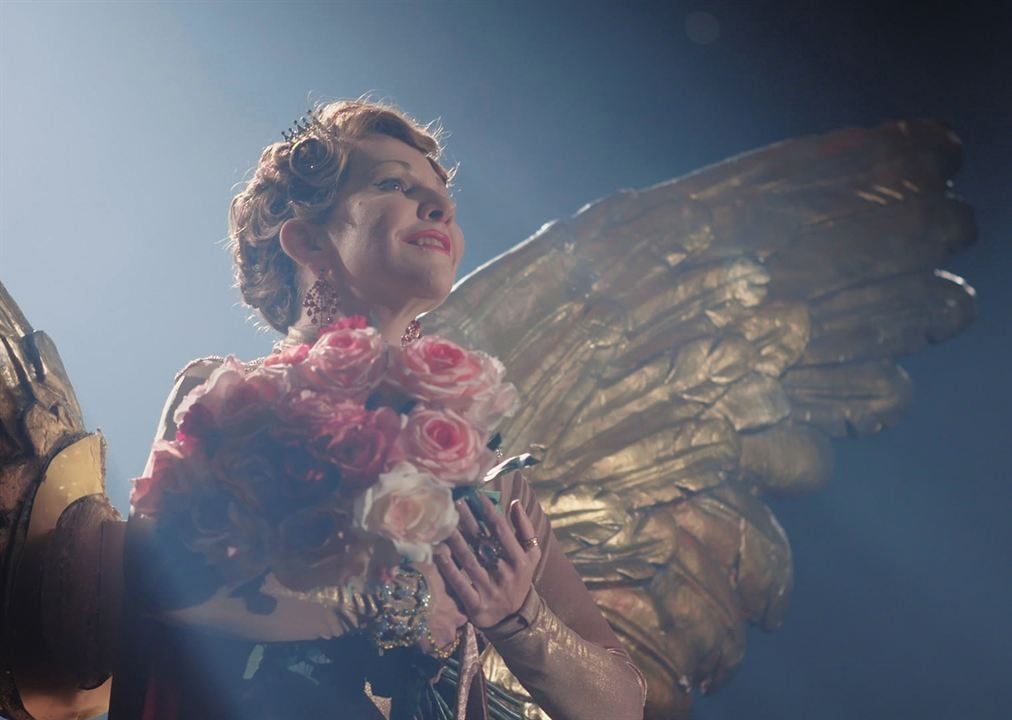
[372,160,413,172]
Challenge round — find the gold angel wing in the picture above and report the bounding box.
[425,120,975,718]
[0,281,116,720]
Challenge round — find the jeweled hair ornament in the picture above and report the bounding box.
[281,108,327,145]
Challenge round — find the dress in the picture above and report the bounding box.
[107,354,647,720]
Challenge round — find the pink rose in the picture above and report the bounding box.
[272,505,376,591]
[172,356,247,429]
[309,402,403,490]
[276,440,342,503]
[389,337,519,431]
[210,437,284,516]
[183,488,273,583]
[261,342,311,369]
[216,373,285,437]
[392,407,497,486]
[172,355,288,445]
[353,461,458,562]
[131,440,199,517]
[176,402,217,450]
[257,343,311,388]
[300,325,387,399]
[276,388,344,433]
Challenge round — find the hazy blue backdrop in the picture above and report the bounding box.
[2,2,1009,719]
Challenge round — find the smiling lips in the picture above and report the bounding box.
[403,229,452,255]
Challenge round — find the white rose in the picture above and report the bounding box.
[353,462,459,562]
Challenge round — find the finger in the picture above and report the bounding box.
[478,493,524,564]
[434,546,481,608]
[431,544,457,582]
[456,498,482,540]
[445,529,493,589]
[511,500,542,561]
[421,554,468,614]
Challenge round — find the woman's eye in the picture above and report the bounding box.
[376,178,408,193]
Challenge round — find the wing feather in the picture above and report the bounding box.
[428,120,975,718]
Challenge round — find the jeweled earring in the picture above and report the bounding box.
[303,270,341,327]
[400,318,422,347]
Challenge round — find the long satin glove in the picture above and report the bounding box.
[481,588,647,720]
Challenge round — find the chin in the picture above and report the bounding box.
[405,274,454,308]
[418,288,452,314]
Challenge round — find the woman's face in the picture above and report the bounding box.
[321,133,463,316]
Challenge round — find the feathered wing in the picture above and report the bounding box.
[425,120,976,718]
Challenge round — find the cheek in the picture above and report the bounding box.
[330,203,393,274]
[453,231,466,270]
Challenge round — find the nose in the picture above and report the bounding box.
[419,192,456,225]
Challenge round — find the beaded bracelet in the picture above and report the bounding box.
[425,626,462,660]
[372,565,432,652]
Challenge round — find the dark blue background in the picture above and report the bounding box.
[2,2,1009,718]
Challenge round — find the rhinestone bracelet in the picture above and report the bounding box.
[371,565,432,652]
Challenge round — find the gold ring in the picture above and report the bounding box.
[521,536,540,551]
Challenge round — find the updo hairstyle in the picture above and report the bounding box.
[228,100,452,332]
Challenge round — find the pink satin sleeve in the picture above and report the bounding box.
[486,471,647,720]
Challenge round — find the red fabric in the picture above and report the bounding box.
[141,669,180,720]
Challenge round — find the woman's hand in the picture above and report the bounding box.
[434,488,543,629]
[413,560,468,654]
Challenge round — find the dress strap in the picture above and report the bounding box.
[172,355,265,384]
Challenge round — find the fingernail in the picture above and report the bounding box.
[509,499,521,513]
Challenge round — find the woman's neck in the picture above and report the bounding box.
[286,270,430,348]
[369,305,424,346]
[287,304,421,347]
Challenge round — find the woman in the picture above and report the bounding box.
[108,99,646,720]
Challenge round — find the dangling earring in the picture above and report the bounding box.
[303,269,341,327]
[400,318,422,347]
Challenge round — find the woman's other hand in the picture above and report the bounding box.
[435,485,543,629]
[413,560,468,654]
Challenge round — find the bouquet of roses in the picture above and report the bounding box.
[130,315,519,593]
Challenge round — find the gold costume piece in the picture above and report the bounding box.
[423,120,975,716]
[0,283,117,719]
[0,120,976,719]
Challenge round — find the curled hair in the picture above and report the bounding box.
[228,99,452,332]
